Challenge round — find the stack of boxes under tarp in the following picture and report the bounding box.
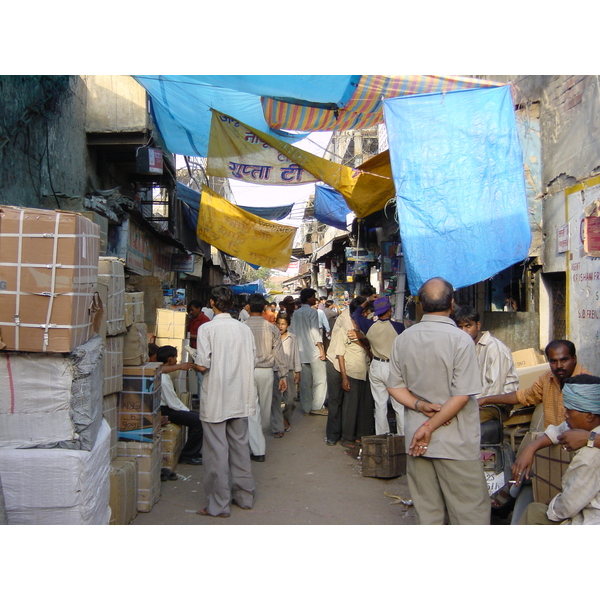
[0,205,110,524]
[98,258,163,520]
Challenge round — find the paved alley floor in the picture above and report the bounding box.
[132,405,416,526]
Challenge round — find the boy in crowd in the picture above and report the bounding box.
[452,305,518,422]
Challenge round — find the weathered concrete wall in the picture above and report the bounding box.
[0,76,90,209]
[540,76,600,191]
[483,310,541,353]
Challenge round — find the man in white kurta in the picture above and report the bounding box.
[194,286,257,518]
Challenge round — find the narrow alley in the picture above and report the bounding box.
[132,408,415,526]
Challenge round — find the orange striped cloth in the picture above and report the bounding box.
[262,75,503,131]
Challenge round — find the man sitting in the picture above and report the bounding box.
[518,374,600,525]
[156,345,204,466]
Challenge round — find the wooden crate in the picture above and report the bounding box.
[361,434,406,478]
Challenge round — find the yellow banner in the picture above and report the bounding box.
[207,111,318,185]
[207,110,395,219]
[197,185,297,271]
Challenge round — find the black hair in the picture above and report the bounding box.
[148,342,159,358]
[300,288,316,304]
[276,311,291,325]
[452,304,480,324]
[209,285,233,312]
[418,277,454,313]
[349,296,366,313]
[188,300,202,311]
[248,292,267,313]
[156,345,178,364]
[563,374,600,386]
[545,339,576,358]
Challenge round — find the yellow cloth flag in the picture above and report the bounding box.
[207,110,395,219]
[197,185,296,271]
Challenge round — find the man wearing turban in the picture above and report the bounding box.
[518,374,600,525]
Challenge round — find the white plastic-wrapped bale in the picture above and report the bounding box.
[0,419,111,525]
[0,335,104,450]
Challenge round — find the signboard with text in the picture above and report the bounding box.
[567,178,600,374]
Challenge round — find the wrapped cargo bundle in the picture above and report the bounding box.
[0,335,104,450]
[0,419,111,525]
[124,292,145,327]
[0,206,101,353]
[109,457,138,525]
[123,322,149,366]
[98,257,126,336]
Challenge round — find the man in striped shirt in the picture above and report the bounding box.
[244,293,288,462]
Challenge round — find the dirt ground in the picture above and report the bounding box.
[132,405,416,526]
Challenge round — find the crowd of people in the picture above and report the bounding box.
[149,278,600,525]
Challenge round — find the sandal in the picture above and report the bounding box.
[196,507,230,518]
[274,431,284,438]
[341,440,355,449]
[284,420,291,432]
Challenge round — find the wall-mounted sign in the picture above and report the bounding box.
[557,222,570,253]
[172,253,195,272]
[136,147,163,175]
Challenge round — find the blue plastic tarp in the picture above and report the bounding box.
[177,182,293,223]
[230,279,267,295]
[383,86,531,295]
[314,185,350,230]
[133,75,359,157]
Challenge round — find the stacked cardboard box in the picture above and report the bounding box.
[117,438,162,513]
[161,423,184,471]
[109,457,138,525]
[0,206,110,525]
[155,308,190,397]
[0,206,100,353]
[116,363,163,512]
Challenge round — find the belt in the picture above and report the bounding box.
[372,356,389,362]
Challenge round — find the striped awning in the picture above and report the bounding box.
[261,75,505,131]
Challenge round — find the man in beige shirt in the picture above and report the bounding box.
[387,277,489,525]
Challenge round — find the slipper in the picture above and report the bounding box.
[284,420,291,432]
[341,441,355,449]
[196,507,230,518]
[274,431,284,438]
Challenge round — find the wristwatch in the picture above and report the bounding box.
[587,431,596,448]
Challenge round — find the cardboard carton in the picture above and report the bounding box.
[98,257,126,336]
[123,322,149,366]
[516,362,550,390]
[124,292,145,327]
[155,308,187,339]
[109,458,138,525]
[102,392,119,461]
[118,363,162,442]
[512,348,544,369]
[103,334,124,396]
[161,423,184,471]
[117,437,162,513]
[0,206,100,352]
